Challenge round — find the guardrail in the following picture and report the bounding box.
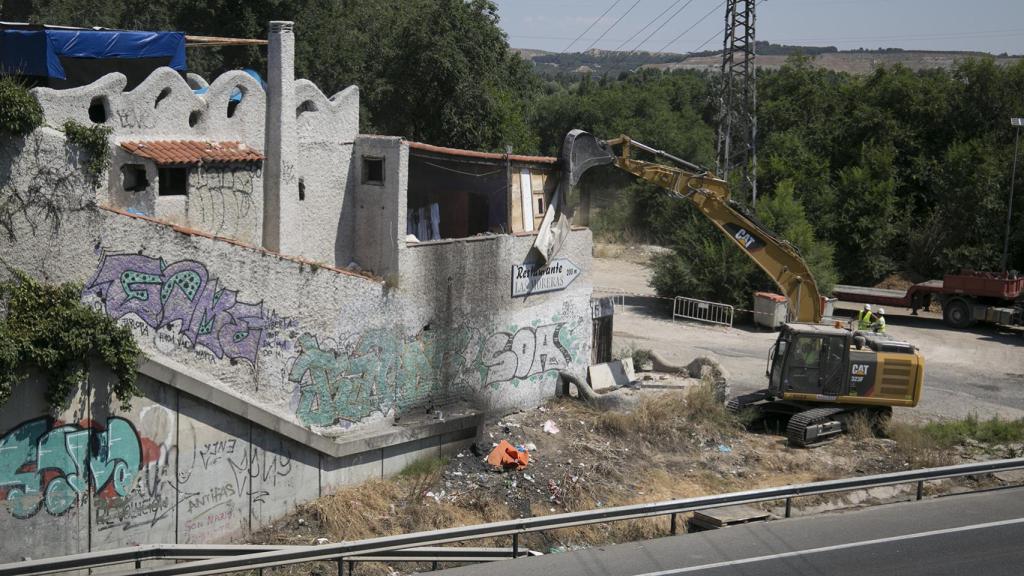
[673,296,734,327]
[5,457,1024,576]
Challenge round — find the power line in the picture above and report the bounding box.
[613,0,686,52]
[561,0,623,53]
[584,0,643,51]
[655,0,727,54]
[627,0,698,54]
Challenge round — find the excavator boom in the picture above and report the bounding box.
[561,130,823,323]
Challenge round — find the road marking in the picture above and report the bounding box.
[635,516,1024,575]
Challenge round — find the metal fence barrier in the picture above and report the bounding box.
[673,296,734,327]
[6,458,1023,576]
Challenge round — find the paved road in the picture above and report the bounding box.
[436,486,1024,576]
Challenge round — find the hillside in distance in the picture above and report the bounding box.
[518,41,1023,76]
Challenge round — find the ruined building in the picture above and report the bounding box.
[0,21,594,558]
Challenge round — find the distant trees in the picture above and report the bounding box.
[10,0,1024,300]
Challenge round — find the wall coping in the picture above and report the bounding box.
[137,356,483,459]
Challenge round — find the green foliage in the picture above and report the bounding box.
[0,76,44,135]
[918,414,1024,447]
[0,268,140,411]
[755,181,837,294]
[63,120,113,185]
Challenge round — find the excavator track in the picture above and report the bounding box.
[726,390,769,414]
[787,407,847,448]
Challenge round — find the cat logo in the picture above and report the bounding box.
[851,364,870,376]
[734,228,757,250]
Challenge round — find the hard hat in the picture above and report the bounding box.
[864,304,872,311]
[878,308,886,315]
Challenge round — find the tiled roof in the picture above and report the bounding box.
[120,140,264,166]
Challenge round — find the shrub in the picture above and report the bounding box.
[0,76,43,135]
[0,267,140,410]
[63,120,113,185]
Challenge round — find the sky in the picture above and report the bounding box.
[491,0,1024,55]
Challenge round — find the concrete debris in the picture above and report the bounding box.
[686,356,730,402]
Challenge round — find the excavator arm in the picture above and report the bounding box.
[561,130,823,323]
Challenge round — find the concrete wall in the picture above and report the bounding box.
[0,127,593,434]
[28,59,359,263]
[0,363,479,561]
[352,136,406,279]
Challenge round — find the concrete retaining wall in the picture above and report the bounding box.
[0,362,480,561]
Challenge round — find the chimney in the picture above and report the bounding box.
[263,21,298,254]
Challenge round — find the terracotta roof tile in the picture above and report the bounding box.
[120,140,264,166]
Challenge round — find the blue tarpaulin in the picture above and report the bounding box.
[0,27,186,79]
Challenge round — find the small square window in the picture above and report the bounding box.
[362,156,384,185]
[121,164,149,192]
[158,167,188,196]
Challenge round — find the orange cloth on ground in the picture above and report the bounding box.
[486,439,529,471]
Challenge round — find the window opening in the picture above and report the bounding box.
[362,156,384,185]
[121,164,149,192]
[88,96,108,123]
[298,178,306,201]
[158,167,188,196]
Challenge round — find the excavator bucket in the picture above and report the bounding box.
[561,129,616,186]
[530,130,615,264]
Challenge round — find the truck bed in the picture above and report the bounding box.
[833,280,945,308]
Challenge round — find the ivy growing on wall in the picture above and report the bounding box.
[0,267,140,411]
[0,76,44,135]
[63,120,113,186]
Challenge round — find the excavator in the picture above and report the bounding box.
[549,130,924,447]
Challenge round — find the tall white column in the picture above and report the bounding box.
[263,21,297,253]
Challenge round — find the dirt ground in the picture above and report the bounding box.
[591,250,1024,422]
[251,382,1023,576]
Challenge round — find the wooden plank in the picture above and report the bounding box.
[689,505,771,531]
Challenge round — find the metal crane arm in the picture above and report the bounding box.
[562,130,822,323]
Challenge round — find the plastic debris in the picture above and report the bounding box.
[486,439,530,471]
[717,444,732,453]
[524,442,538,451]
[543,420,560,434]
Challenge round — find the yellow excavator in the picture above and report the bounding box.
[556,130,924,446]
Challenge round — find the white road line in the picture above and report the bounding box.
[635,516,1024,575]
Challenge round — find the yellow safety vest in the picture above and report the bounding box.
[857,310,874,330]
[874,316,886,333]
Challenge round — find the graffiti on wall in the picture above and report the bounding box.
[190,165,259,239]
[85,253,268,365]
[290,320,583,427]
[0,417,154,519]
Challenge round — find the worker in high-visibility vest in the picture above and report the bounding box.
[872,308,887,333]
[857,304,874,331]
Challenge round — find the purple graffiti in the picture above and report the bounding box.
[85,253,267,364]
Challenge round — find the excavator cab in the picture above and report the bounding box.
[766,324,851,399]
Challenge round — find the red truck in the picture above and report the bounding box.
[833,270,1024,329]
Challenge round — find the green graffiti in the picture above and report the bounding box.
[0,417,143,519]
[119,270,162,301]
[291,322,583,427]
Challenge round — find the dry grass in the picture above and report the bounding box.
[596,383,742,451]
[845,412,876,442]
[885,421,956,469]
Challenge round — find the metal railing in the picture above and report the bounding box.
[673,296,734,327]
[5,457,1022,576]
